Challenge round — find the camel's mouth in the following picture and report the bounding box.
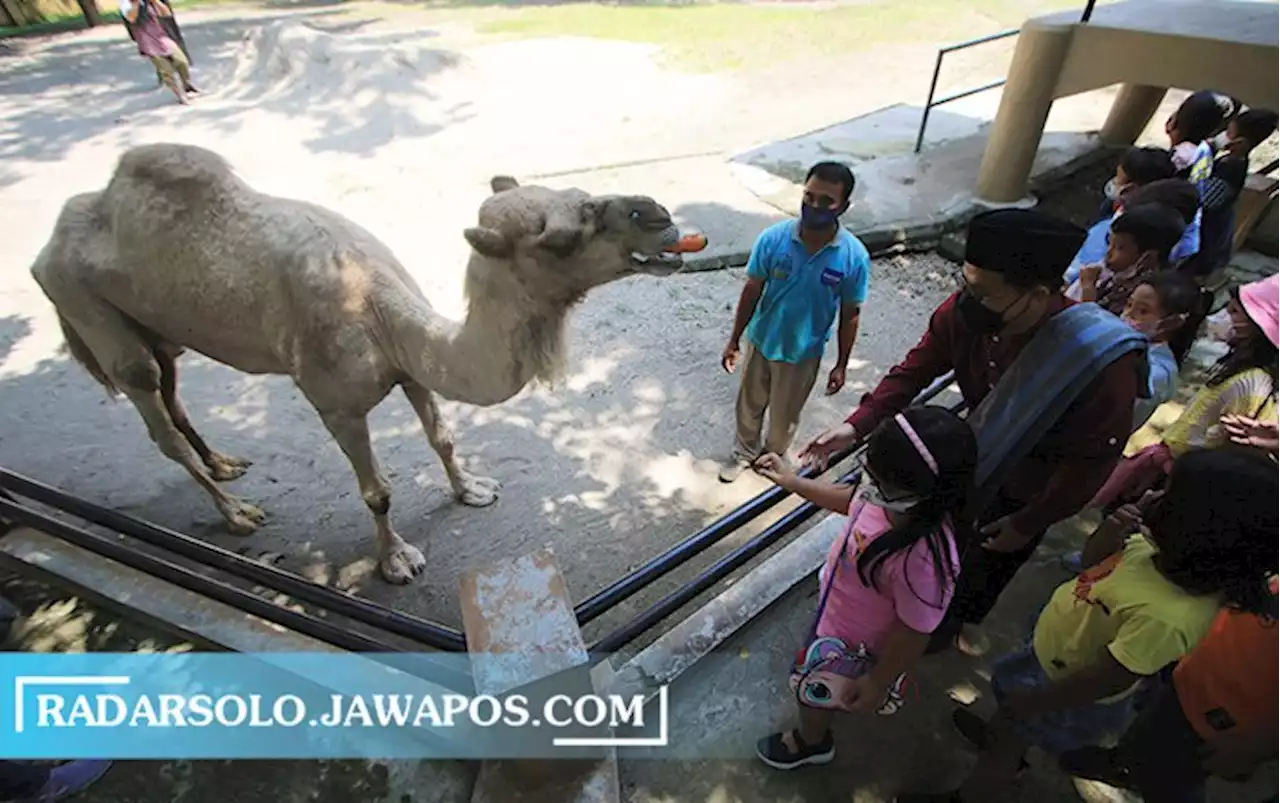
[629,251,684,275]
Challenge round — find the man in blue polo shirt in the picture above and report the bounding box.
[719,161,870,482]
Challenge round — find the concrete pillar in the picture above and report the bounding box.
[976,22,1075,204]
[1100,84,1169,146]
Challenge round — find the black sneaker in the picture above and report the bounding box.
[1059,745,1133,788]
[952,707,994,749]
[755,728,834,770]
[951,708,1029,775]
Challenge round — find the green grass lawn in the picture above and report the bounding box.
[468,0,1086,71]
[4,0,1085,69]
[1,8,122,38]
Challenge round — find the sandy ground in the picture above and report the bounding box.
[3,6,1278,802]
[0,2,971,651]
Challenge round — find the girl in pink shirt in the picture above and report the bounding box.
[753,405,977,770]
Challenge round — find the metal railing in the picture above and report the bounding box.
[914,0,1100,154]
[2,373,962,662]
[0,470,469,653]
[582,372,961,655]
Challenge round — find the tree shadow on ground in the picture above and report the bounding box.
[619,516,1280,803]
[0,8,473,163]
[0,313,32,362]
[0,571,478,803]
[0,188,953,663]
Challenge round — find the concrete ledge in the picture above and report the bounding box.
[604,512,842,704]
[682,137,1117,273]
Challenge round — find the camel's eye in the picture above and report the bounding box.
[629,209,641,220]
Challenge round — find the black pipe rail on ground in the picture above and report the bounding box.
[575,371,959,629]
[0,469,467,653]
[0,508,477,761]
[1,372,961,664]
[589,462,864,656]
[590,392,968,655]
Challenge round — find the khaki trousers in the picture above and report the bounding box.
[732,344,821,462]
[151,49,190,88]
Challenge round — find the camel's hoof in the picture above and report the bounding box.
[208,457,251,482]
[223,500,266,536]
[457,474,501,508]
[380,541,427,585]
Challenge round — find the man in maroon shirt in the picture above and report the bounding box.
[799,208,1142,653]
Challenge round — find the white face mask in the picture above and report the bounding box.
[1103,178,1128,201]
[1205,308,1236,342]
[1211,131,1232,151]
[859,476,921,513]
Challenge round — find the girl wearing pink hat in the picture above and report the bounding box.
[1089,272,1278,511]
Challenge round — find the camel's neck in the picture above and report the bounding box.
[389,260,572,406]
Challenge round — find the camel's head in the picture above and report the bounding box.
[463,176,685,300]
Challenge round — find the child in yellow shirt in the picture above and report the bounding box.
[895,447,1278,803]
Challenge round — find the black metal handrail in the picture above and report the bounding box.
[913,29,1019,154]
[3,374,962,661]
[914,0,1100,154]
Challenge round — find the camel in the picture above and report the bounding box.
[30,142,690,584]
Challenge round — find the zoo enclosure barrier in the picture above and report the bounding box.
[914,0,1100,153]
[0,373,962,663]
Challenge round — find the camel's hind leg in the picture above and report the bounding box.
[60,309,265,534]
[156,350,252,482]
[402,383,500,507]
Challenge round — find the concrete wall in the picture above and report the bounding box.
[1052,2,1278,107]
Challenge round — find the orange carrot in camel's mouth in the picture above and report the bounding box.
[666,233,708,254]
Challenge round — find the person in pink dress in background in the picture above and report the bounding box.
[121,0,197,105]
[750,405,978,770]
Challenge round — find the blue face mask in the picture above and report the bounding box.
[800,202,842,230]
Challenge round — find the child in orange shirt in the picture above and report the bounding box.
[1061,579,1277,802]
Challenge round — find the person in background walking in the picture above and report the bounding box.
[120,0,198,103]
[719,161,871,483]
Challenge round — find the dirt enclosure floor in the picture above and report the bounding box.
[0,1,975,652]
[3,3,1278,802]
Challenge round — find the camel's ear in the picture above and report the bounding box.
[464,226,512,258]
[536,226,582,258]
[579,199,607,228]
[490,176,519,194]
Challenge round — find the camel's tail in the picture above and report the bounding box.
[57,314,120,397]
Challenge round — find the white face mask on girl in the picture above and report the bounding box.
[1205,308,1237,342]
[859,476,921,513]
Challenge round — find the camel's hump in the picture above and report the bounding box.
[112,143,241,191]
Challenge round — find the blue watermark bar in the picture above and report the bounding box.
[0,653,668,760]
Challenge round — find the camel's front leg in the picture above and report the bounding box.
[402,384,500,507]
[316,410,427,585]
